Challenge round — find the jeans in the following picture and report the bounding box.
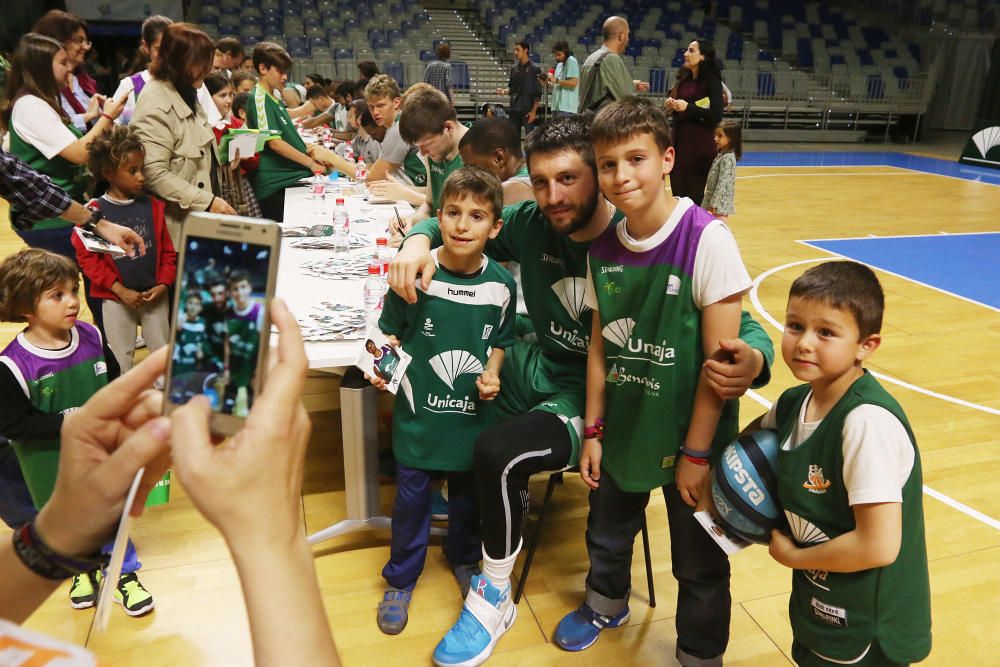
[585,470,731,662]
[382,463,481,591]
[0,438,36,529]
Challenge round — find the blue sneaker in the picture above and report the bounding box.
[433,575,516,666]
[553,603,630,652]
[431,487,449,521]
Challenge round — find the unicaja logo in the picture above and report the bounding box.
[429,350,484,390]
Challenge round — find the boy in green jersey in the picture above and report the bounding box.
[399,87,469,228]
[364,75,428,209]
[246,42,327,222]
[369,167,517,637]
[0,249,154,617]
[751,261,931,666]
[555,98,751,662]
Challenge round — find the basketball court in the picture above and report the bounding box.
[2,141,998,665]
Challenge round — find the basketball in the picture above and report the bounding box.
[711,430,783,544]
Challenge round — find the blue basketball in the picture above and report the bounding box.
[710,430,783,544]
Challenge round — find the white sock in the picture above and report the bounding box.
[481,540,521,590]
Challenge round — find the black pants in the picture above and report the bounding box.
[508,110,538,139]
[474,411,573,559]
[585,469,731,661]
[257,189,286,223]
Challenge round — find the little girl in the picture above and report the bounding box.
[72,126,176,374]
[205,71,262,217]
[703,119,742,221]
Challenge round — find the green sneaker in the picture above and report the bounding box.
[114,573,155,617]
[69,570,99,609]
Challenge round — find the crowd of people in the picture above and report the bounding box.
[0,8,930,667]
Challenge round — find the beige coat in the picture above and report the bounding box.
[131,78,216,243]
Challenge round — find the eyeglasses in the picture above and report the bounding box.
[69,36,92,46]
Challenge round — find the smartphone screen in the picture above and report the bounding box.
[167,235,274,417]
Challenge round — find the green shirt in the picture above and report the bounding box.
[8,121,85,231]
[578,47,636,113]
[227,301,263,389]
[247,84,312,200]
[429,151,464,213]
[553,55,580,113]
[774,372,931,664]
[379,251,516,471]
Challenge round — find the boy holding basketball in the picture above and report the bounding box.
[753,261,931,666]
[556,98,752,664]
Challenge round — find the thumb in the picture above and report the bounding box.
[716,337,742,353]
[93,416,171,504]
[421,261,436,291]
[169,396,214,474]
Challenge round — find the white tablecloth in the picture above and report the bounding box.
[275,185,412,369]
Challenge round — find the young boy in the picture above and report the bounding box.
[370,167,517,636]
[174,292,208,377]
[0,249,155,617]
[755,261,931,666]
[458,117,534,205]
[364,74,427,205]
[557,98,751,663]
[399,87,469,226]
[224,270,264,415]
[245,41,326,222]
[73,126,176,373]
[231,70,256,95]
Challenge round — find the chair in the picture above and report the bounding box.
[513,470,657,607]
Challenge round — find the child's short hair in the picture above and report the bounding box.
[231,69,256,90]
[0,249,79,323]
[440,166,503,222]
[227,269,252,289]
[215,36,244,60]
[186,292,203,302]
[718,119,743,160]
[524,114,595,176]
[460,117,523,160]
[232,92,250,118]
[252,41,292,74]
[364,73,401,101]
[591,97,672,153]
[789,261,884,338]
[399,87,455,144]
[203,70,231,96]
[87,125,144,181]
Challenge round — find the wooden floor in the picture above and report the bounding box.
[3,150,999,665]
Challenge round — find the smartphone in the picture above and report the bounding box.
[163,213,281,435]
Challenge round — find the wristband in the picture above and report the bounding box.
[583,418,605,441]
[683,454,710,466]
[12,521,108,580]
[680,444,711,459]
[101,112,114,122]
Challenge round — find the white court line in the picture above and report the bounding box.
[800,230,1000,242]
[797,240,1000,315]
[748,259,1000,531]
[736,172,912,180]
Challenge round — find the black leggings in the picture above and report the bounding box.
[257,189,286,222]
[474,411,573,560]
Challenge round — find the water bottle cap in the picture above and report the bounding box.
[336,198,345,204]
[376,237,388,245]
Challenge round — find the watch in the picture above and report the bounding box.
[81,206,102,233]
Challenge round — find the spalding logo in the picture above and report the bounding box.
[724,446,765,506]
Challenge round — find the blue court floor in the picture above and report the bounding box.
[741,151,1000,186]
[800,232,1000,311]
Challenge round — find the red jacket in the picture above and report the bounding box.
[212,116,260,173]
[71,195,177,300]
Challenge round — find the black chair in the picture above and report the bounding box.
[513,470,656,607]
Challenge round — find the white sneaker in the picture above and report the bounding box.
[433,575,516,666]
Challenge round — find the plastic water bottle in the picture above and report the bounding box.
[363,262,384,323]
[344,142,355,163]
[355,156,368,188]
[332,197,350,254]
[311,170,325,216]
[375,236,390,284]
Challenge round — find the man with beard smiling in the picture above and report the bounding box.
[388,115,774,667]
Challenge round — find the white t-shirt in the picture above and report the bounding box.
[113,70,151,126]
[11,96,78,160]
[583,197,751,311]
[197,83,223,126]
[61,75,91,132]
[378,120,418,185]
[761,393,914,505]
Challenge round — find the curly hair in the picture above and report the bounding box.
[87,125,145,181]
[0,249,79,323]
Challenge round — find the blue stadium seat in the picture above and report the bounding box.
[757,72,775,97]
[649,67,668,94]
[420,49,435,61]
[384,61,405,87]
[796,38,813,68]
[893,65,908,79]
[451,61,470,90]
[335,48,354,60]
[858,49,873,66]
[220,24,240,36]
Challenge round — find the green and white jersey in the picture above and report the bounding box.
[428,151,464,213]
[173,316,207,375]
[379,250,516,471]
[227,301,264,389]
[380,116,428,187]
[771,372,931,665]
[247,83,312,200]
[0,323,108,507]
[583,198,751,491]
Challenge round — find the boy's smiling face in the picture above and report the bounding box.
[594,132,673,216]
[229,279,252,309]
[782,296,880,385]
[438,193,502,264]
